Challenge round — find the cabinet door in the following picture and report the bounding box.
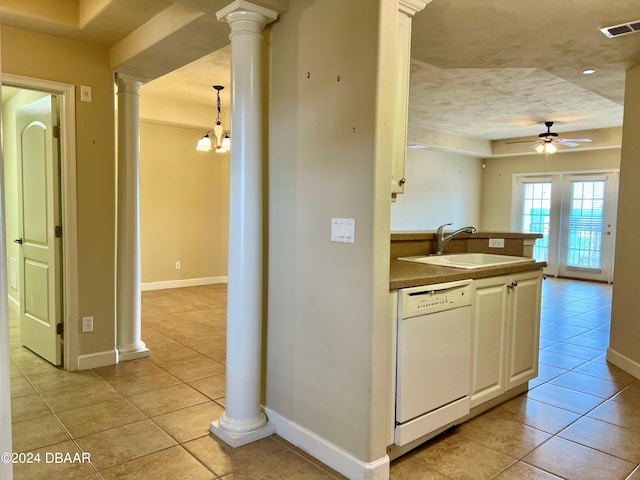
[506,270,542,389]
[470,275,509,407]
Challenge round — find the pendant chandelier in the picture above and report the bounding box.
[196,85,231,153]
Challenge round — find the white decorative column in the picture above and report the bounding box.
[209,1,277,447]
[115,73,150,362]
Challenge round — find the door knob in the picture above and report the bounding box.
[13,238,23,244]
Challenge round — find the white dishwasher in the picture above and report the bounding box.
[395,279,472,447]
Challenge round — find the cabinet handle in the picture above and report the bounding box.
[398,177,406,186]
[507,281,518,291]
[512,281,518,288]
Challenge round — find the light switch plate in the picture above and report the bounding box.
[331,218,355,244]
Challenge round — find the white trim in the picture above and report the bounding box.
[77,349,117,370]
[264,408,390,480]
[607,348,640,380]
[7,295,19,313]
[141,276,227,291]
[2,73,79,372]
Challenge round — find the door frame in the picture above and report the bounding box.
[2,73,79,371]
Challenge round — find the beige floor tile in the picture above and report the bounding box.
[26,369,102,394]
[75,419,177,470]
[611,381,640,408]
[404,431,516,480]
[191,341,226,363]
[559,416,640,462]
[535,363,568,383]
[163,358,225,382]
[389,451,453,479]
[226,449,340,479]
[542,342,603,360]
[11,414,70,452]
[141,329,180,349]
[524,436,636,480]
[628,466,640,479]
[11,392,51,423]
[549,371,623,399]
[573,361,637,385]
[12,440,97,480]
[492,461,563,479]
[127,383,209,417]
[56,397,145,438]
[527,383,604,414]
[106,369,181,396]
[151,401,225,443]
[490,395,581,434]
[92,357,161,379]
[189,374,226,401]
[588,398,640,433]
[99,445,214,480]
[183,434,287,477]
[457,414,551,458]
[40,381,122,414]
[148,345,206,367]
[538,350,588,369]
[10,376,35,398]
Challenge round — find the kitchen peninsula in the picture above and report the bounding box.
[388,231,546,459]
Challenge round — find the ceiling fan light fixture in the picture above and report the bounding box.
[535,142,557,154]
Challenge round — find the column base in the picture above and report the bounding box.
[117,343,150,362]
[209,419,276,448]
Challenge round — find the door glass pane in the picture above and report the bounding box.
[567,180,605,270]
[521,182,551,262]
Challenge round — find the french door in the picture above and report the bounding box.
[514,172,618,283]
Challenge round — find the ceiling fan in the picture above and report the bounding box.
[508,121,592,153]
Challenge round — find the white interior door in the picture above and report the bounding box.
[558,173,618,282]
[16,95,62,365]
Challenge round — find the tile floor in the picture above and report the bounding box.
[8,278,640,479]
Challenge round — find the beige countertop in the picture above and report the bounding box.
[389,258,547,290]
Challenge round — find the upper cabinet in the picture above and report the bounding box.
[391,1,430,201]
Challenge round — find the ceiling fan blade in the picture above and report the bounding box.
[556,140,579,147]
[558,138,592,143]
[505,139,538,144]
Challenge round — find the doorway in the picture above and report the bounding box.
[2,74,79,370]
[513,171,619,283]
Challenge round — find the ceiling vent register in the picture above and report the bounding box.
[600,20,640,38]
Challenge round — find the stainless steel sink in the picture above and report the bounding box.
[398,253,535,270]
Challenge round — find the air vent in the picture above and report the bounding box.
[600,20,640,38]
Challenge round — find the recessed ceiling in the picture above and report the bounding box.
[3,0,640,145]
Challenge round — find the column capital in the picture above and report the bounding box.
[216,0,278,26]
[114,73,146,93]
[399,0,431,17]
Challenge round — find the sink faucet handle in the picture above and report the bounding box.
[436,223,453,233]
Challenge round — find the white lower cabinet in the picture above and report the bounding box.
[470,270,542,408]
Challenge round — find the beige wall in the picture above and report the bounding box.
[391,149,483,231]
[2,25,116,356]
[609,64,640,375]
[267,0,389,463]
[481,149,621,231]
[140,121,229,284]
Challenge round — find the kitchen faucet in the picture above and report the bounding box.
[435,223,478,255]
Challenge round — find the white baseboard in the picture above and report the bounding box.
[607,348,640,380]
[7,295,19,312]
[77,349,117,370]
[264,407,390,480]
[141,276,227,291]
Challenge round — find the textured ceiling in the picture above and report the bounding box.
[3,0,640,144]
